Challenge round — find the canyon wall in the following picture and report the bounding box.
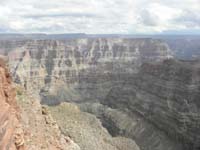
[102,59,200,150]
[164,37,200,60]
[6,38,172,97]
[2,38,200,150]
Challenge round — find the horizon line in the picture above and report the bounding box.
[0,33,200,36]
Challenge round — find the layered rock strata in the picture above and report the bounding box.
[2,38,200,150]
[102,59,200,150]
[6,38,172,95]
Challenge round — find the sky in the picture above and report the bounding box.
[0,0,200,34]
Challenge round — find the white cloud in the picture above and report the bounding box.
[0,0,199,34]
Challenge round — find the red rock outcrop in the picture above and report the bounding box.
[0,56,24,150]
[0,56,80,150]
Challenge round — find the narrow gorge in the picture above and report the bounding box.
[0,37,199,150]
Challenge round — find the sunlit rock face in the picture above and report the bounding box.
[4,37,200,150]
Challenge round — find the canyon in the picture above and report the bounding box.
[0,35,199,150]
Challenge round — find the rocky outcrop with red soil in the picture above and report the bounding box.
[0,57,80,150]
[16,87,81,150]
[0,56,24,150]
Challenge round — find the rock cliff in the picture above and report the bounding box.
[16,86,81,150]
[48,102,140,150]
[0,56,24,150]
[0,56,80,150]
[6,38,172,97]
[2,37,200,150]
[102,59,200,150]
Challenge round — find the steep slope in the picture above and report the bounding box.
[79,102,183,150]
[0,56,24,150]
[102,59,200,150]
[48,102,140,150]
[6,38,172,96]
[16,87,81,150]
[3,38,199,150]
[164,37,200,60]
[0,56,80,150]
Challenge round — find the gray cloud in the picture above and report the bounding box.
[0,0,199,34]
[174,11,200,27]
[139,9,159,26]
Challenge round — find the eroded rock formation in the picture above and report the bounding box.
[102,59,200,150]
[48,102,140,150]
[1,38,200,150]
[0,56,80,150]
[0,56,24,150]
[6,38,172,96]
[16,87,81,150]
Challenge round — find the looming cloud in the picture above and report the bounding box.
[0,0,199,34]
